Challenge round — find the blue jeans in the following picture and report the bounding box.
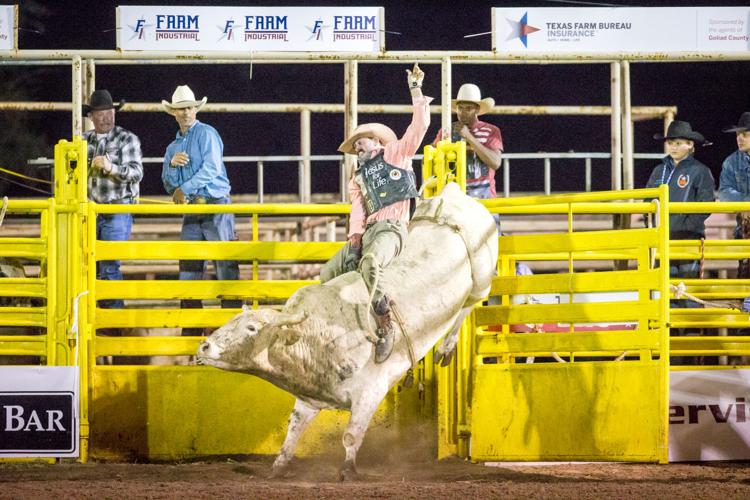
[96,208,133,310]
[179,197,242,336]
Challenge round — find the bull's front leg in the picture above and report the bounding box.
[434,306,473,367]
[270,398,320,478]
[339,386,388,481]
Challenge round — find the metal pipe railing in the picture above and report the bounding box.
[28,151,666,199]
[0,101,677,117]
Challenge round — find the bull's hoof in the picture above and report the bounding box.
[338,462,359,482]
[269,463,292,479]
[435,349,455,367]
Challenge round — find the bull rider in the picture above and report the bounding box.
[320,62,432,364]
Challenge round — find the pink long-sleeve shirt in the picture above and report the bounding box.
[348,94,433,237]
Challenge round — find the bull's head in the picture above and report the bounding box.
[197,308,307,372]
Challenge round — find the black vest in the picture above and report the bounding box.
[354,152,418,216]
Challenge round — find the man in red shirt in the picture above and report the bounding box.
[321,63,432,363]
[435,83,504,232]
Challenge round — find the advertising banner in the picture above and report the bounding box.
[493,7,750,53]
[0,5,16,51]
[117,6,384,52]
[0,366,79,458]
[670,369,750,461]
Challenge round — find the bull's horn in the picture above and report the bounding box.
[269,311,308,327]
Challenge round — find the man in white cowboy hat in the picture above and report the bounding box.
[82,89,143,318]
[320,63,432,364]
[646,120,715,365]
[161,84,241,336]
[434,83,503,231]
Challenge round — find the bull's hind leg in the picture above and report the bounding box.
[435,306,473,367]
[271,399,319,477]
[339,389,385,481]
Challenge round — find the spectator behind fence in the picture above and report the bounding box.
[320,63,431,364]
[433,83,504,234]
[718,112,750,285]
[83,89,143,331]
[645,120,715,364]
[161,85,242,336]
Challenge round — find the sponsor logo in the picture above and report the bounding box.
[670,397,747,424]
[218,19,236,42]
[1,392,76,453]
[244,15,289,42]
[128,17,152,41]
[155,14,201,41]
[505,12,540,48]
[333,15,377,41]
[677,174,690,188]
[307,18,331,41]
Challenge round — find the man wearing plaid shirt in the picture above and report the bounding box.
[82,89,143,312]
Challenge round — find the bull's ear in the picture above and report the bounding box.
[276,327,301,346]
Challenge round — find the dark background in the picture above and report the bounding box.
[4,0,750,197]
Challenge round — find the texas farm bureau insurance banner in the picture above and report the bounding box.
[493,7,750,53]
[0,366,79,458]
[117,6,384,52]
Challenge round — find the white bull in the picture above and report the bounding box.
[197,183,498,479]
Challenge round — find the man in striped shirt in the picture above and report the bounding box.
[321,63,431,363]
[83,89,143,313]
[435,83,504,232]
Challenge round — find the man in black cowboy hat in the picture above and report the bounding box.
[719,112,750,283]
[82,89,143,317]
[646,120,715,365]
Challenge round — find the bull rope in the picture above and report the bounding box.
[671,281,741,310]
[389,301,418,386]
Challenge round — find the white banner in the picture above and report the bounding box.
[0,366,79,458]
[117,6,384,52]
[670,369,750,462]
[493,7,750,53]
[0,5,16,51]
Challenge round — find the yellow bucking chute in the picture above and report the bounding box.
[422,140,466,198]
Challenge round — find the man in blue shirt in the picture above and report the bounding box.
[719,112,750,244]
[162,85,241,336]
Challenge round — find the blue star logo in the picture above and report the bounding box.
[505,12,541,48]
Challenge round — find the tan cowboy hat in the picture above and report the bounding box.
[451,83,495,116]
[161,85,208,114]
[338,123,397,154]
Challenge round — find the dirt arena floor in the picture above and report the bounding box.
[2,456,750,499]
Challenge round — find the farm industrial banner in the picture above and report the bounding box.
[493,7,750,53]
[0,5,16,51]
[0,366,79,458]
[670,369,750,461]
[117,6,384,52]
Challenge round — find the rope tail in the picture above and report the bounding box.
[0,196,8,228]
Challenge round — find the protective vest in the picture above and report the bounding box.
[354,152,418,216]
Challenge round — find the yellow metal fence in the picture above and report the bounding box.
[5,137,750,463]
[454,186,672,463]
